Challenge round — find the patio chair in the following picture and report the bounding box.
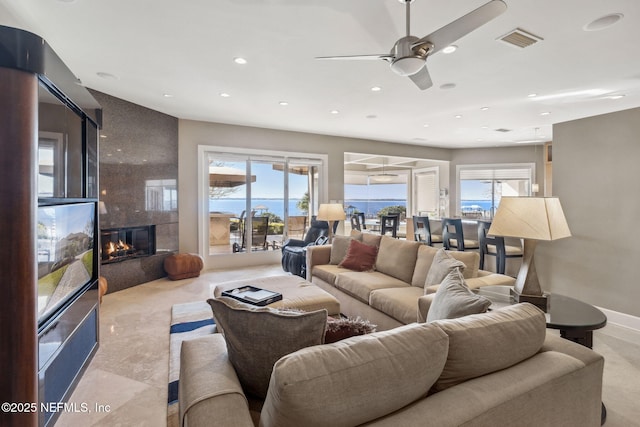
[232,216,270,252]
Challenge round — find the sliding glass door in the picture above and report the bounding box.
[204,148,325,257]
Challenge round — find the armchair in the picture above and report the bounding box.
[281,220,329,277]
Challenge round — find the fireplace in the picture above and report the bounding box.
[101,225,156,264]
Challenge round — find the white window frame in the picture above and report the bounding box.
[456,163,535,216]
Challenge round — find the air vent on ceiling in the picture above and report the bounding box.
[494,128,512,133]
[498,28,543,48]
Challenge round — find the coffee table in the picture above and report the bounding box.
[476,286,608,425]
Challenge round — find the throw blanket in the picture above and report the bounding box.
[168,301,216,426]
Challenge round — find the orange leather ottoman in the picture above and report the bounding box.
[164,253,204,280]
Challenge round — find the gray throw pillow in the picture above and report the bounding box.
[424,248,466,288]
[207,296,327,399]
[426,268,491,322]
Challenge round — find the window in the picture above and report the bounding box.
[201,147,326,257]
[457,163,535,218]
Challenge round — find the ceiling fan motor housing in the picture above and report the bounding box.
[390,36,426,76]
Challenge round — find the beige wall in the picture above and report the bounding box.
[537,107,640,317]
[178,120,451,259]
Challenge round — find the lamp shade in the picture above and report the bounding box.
[488,197,571,241]
[317,203,346,221]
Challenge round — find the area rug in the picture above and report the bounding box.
[167,301,216,427]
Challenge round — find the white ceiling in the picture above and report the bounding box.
[2,0,640,148]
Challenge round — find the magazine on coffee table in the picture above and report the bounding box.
[221,285,283,306]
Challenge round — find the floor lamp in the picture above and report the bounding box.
[317,203,346,243]
[488,197,571,312]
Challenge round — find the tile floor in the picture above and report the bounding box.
[55,264,640,426]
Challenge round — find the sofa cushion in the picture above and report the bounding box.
[375,236,421,284]
[335,271,410,303]
[426,268,491,322]
[207,297,327,399]
[431,302,546,392]
[369,286,425,324]
[448,250,480,279]
[339,239,378,272]
[260,323,449,427]
[330,234,361,265]
[424,248,466,288]
[410,244,439,287]
[351,230,383,247]
[311,264,346,285]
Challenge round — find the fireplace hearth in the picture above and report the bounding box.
[101,225,156,264]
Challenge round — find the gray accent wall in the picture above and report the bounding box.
[91,90,179,292]
[538,107,640,317]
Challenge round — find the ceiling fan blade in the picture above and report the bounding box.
[413,0,507,54]
[409,67,433,90]
[316,54,394,62]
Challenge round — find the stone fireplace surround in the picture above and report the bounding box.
[92,90,179,293]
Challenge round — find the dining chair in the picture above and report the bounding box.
[380,215,399,238]
[477,221,523,274]
[412,215,442,246]
[442,218,479,251]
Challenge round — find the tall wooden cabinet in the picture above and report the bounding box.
[0,26,102,427]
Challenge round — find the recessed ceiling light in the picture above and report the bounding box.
[608,94,626,100]
[480,107,489,111]
[440,83,457,90]
[371,86,381,92]
[528,93,538,98]
[96,71,118,80]
[423,124,429,128]
[279,101,289,106]
[481,126,489,129]
[442,45,458,54]
[116,148,122,152]
[220,92,231,98]
[233,57,247,64]
[540,111,551,116]
[455,115,463,119]
[584,13,624,31]
[330,110,340,114]
[163,93,173,98]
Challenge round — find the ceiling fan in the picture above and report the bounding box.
[316,0,507,90]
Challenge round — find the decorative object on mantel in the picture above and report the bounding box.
[317,203,346,243]
[163,253,204,280]
[488,197,571,311]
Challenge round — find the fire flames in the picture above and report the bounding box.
[105,240,133,257]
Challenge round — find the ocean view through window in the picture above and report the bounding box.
[203,148,325,256]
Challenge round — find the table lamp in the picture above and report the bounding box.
[317,203,346,243]
[488,197,571,311]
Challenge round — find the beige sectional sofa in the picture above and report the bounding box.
[307,233,516,330]
[180,303,605,427]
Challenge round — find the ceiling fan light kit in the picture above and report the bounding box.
[316,0,507,90]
